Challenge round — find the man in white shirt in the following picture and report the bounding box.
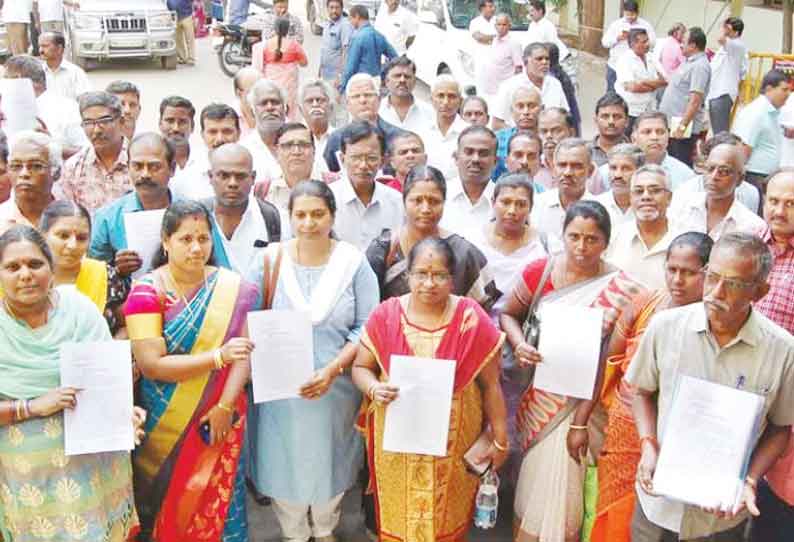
[36,0,64,33]
[670,142,765,241]
[523,0,569,60]
[378,56,434,134]
[330,121,403,250]
[299,79,335,178]
[374,0,418,55]
[242,79,287,187]
[492,42,570,130]
[423,75,469,181]
[440,125,498,235]
[171,104,242,200]
[615,28,666,130]
[469,0,497,95]
[2,0,33,55]
[595,142,643,229]
[708,17,748,134]
[601,0,655,92]
[531,137,595,252]
[607,164,679,289]
[206,143,283,275]
[4,55,87,160]
[38,32,91,102]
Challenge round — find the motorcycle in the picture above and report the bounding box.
[212,0,271,77]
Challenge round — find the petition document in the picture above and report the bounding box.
[60,340,134,456]
[534,304,603,399]
[383,355,456,457]
[123,209,166,278]
[653,375,764,511]
[248,310,314,403]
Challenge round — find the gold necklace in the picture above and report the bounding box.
[164,265,208,320]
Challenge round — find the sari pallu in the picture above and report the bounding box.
[358,296,505,542]
[591,290,668,542]
[125,268,257,542]
[513,258,643,542]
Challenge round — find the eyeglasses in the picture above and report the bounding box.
[346,154,381,166]
[630,186,669,197]
[409,271,452,284]
[277,141,313,152]
[702,265,756,293]
[81,115,117,129]
[8,162,48,173]
[703,164,736,177]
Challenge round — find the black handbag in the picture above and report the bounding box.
[522,256,554,348]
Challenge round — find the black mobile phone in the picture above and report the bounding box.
[199,412,240,445]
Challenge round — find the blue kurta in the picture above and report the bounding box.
[249,257,378,503]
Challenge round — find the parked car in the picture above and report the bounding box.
[64,0,178,70]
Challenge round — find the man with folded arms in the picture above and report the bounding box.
[628,232,794,542]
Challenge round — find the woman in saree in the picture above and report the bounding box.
[39,201,129,335]
[366,165,494,307]
[247,180,379,542]
[125,201,258,542]
[500,200,644,542]
[352,237,509,542]
[0,225,144,542]
[573,232,712,542]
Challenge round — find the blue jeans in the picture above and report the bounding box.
[229,0,249,24]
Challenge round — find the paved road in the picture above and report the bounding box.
[76,9,606,541]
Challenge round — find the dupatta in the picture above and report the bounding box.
[75,257,109,313]
[126,268,250,542]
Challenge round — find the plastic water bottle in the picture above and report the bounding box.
[473,470,499,529]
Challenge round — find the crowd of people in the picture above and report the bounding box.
[1,1,794,542]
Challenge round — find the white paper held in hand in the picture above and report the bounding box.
[248,310,314,403]
[533,303,603,399]
[60,340,135,456]
[0,78,38,136]
[652,375,764,512]
[383,355,456,457]
[123,209,167,278]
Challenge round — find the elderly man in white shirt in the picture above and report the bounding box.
[241,79,288,187]
[708,17,748,134]
[615,28,667,129]
[607,164,680,289]
[39,32,91,102]
[378,56,435,134]
[595,143,643,229]
[374,0,419,55]
[601,0,656,92]
[492,42,570,130]
[422,75,470,181]
[330,121,403,250]
[670,142,765,241]
[531,137,595,252]
[298,79,335,178]
[440,125,499,235]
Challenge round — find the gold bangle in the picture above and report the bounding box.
[493,439,508,452]
[216,401,234,414]
[213,349,225,370]
[569,424,588,431]
[14,400,23,422]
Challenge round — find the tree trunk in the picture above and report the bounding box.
[579,0,606,54]
[785,0,793,54]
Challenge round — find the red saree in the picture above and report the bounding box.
[358,296,504,542]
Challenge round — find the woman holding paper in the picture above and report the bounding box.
[582,232,712,542]
[0,225,139,542]
[353,237,509,542]
[365,165,494,307]
[500,201,643,542]
[125,201,258,542]
[39,201,130,334]
[248,180,379,542]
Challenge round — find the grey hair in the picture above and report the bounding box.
[431,74,461,94]
[77,91,123,117]
[714,232,773,281]
[607,143,645,168]
[494,12,512,23]
[630,164,672,191]
[299,78,336,114]
[9,130,63,174]
[553,137,590,163]
[246,79,288,111]
[345,73,380,97]
[510,83,540,106]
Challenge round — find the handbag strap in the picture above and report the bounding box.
[262,244,283,309]
[527,256,554,318]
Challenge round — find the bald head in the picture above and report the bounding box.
[209,143,255,208]
[703,143,745,201]
[511,86,542,130]
[210,143,253,171]
[764,169,794,241]
[234,67,263,97]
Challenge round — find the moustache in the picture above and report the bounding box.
[135,179,158,189]
[703,296,730,313]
